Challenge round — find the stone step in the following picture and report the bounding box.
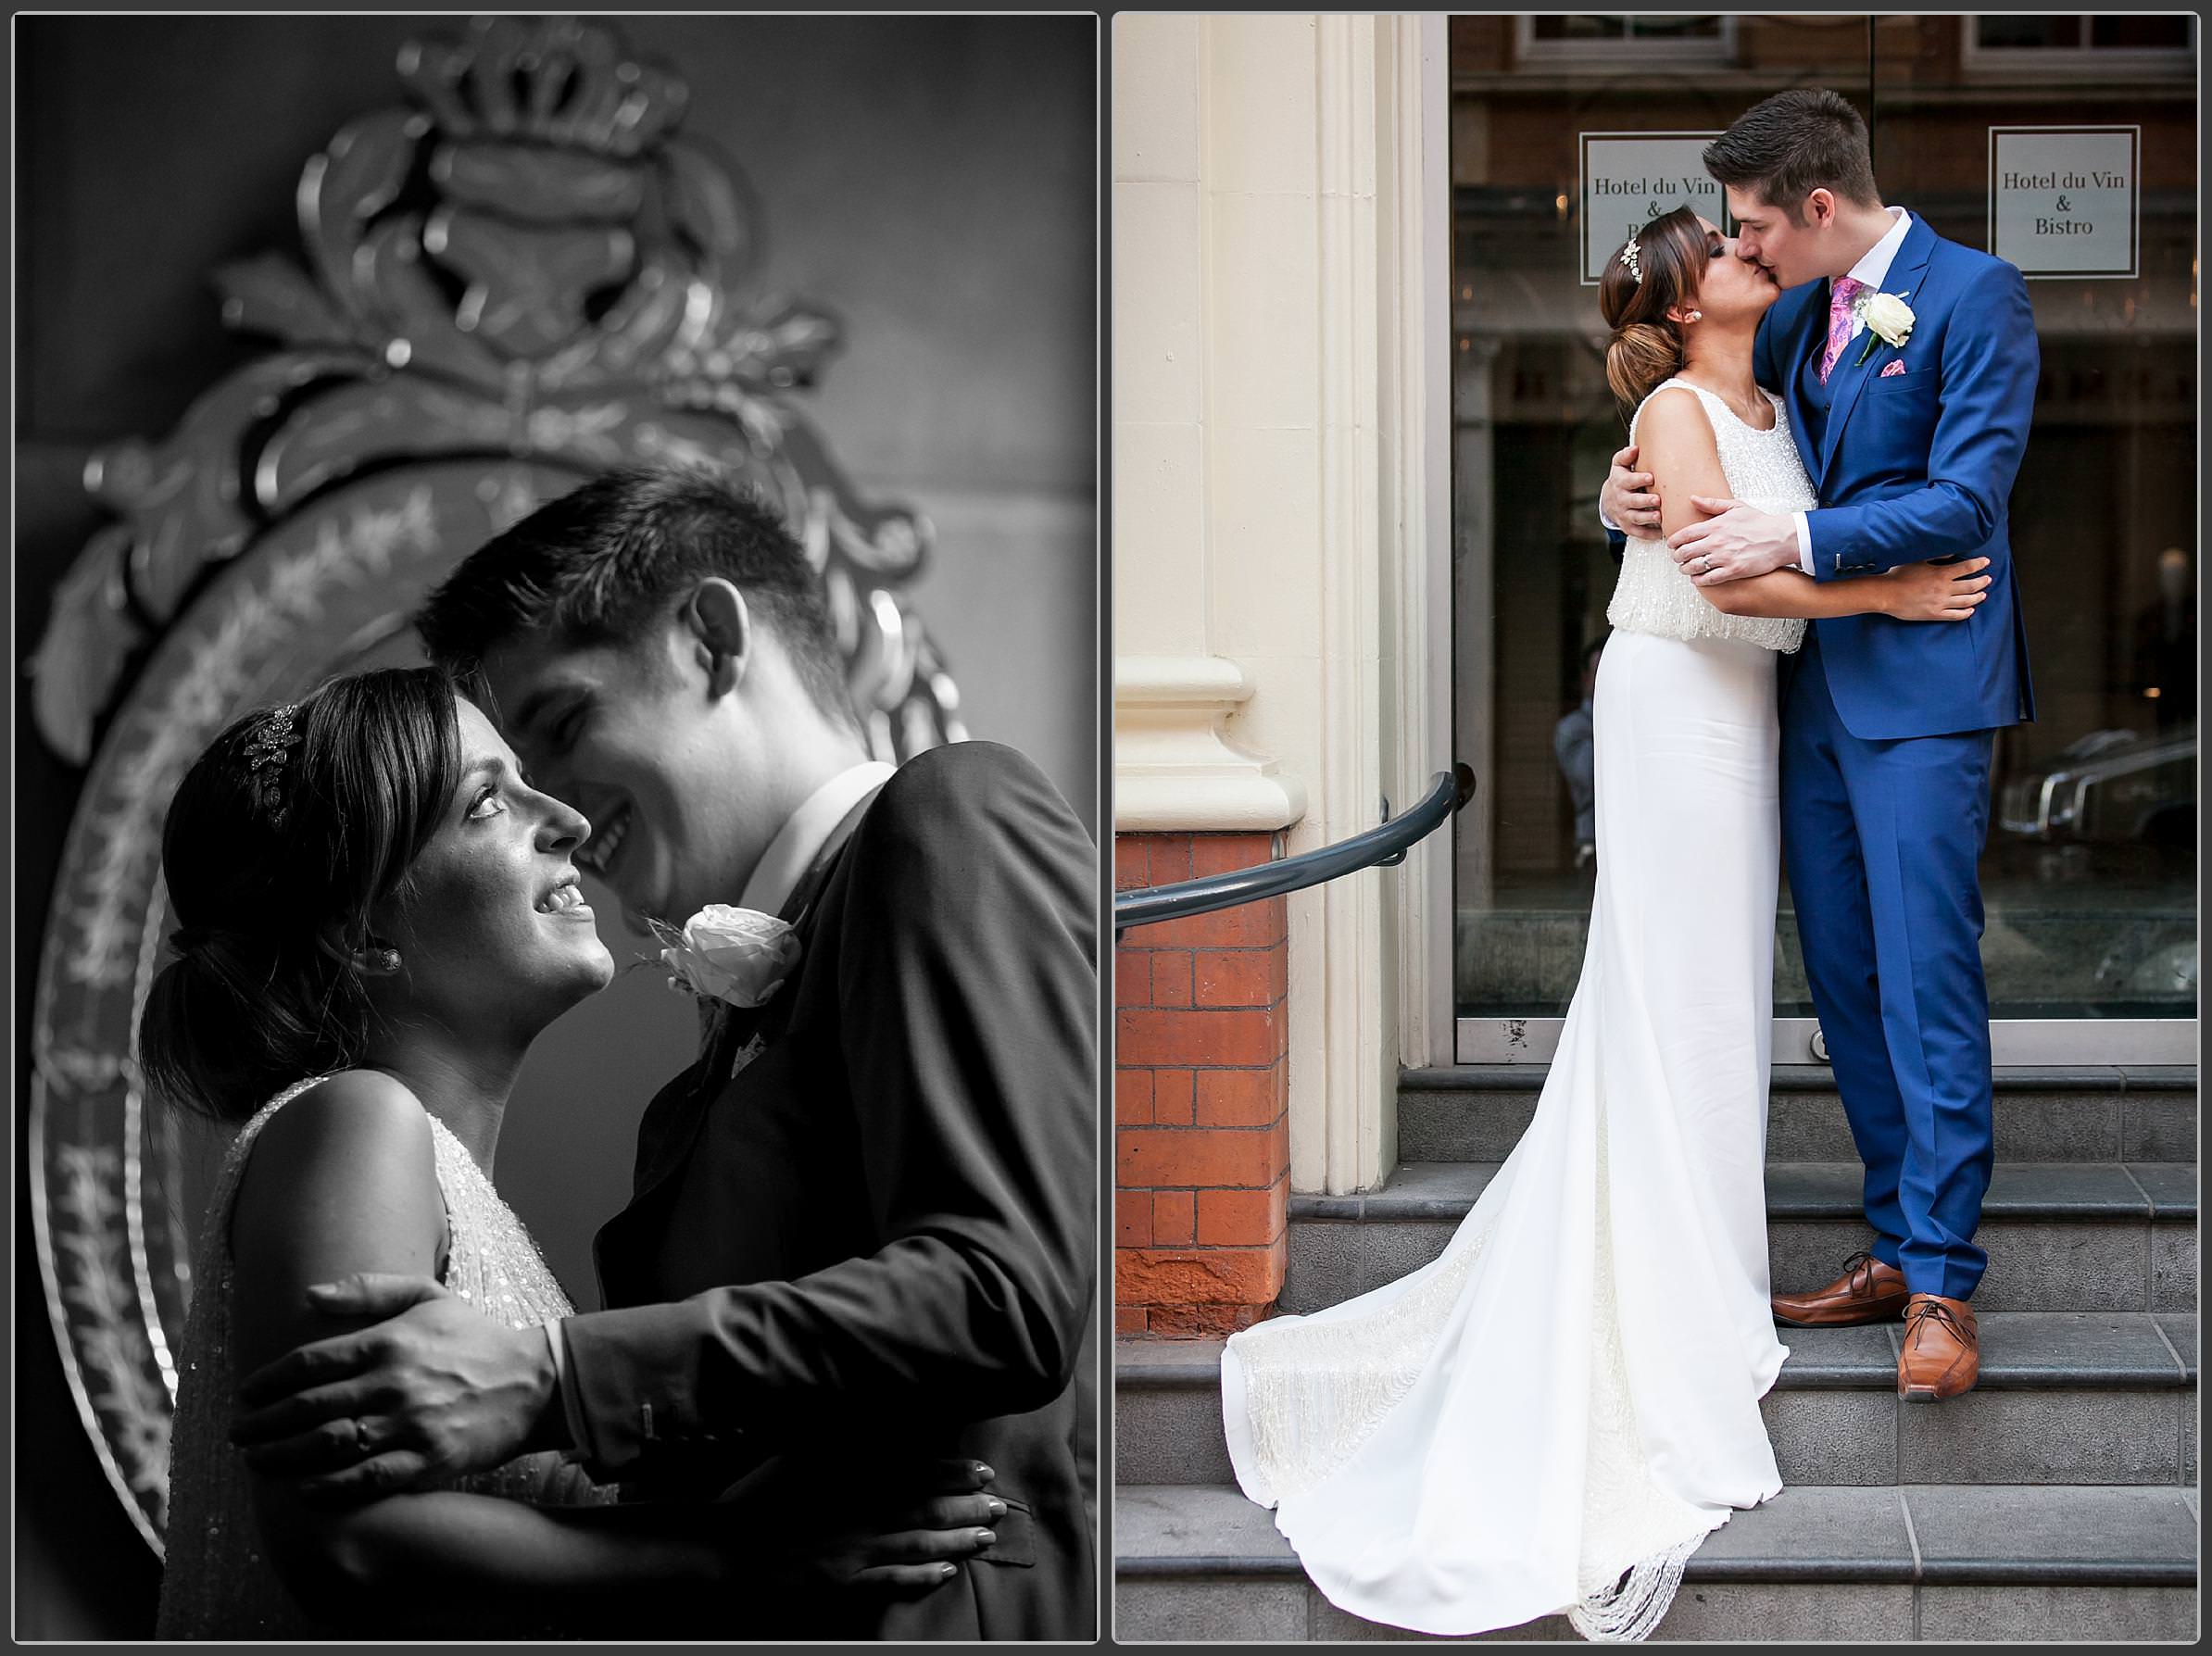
[1284,1161,2195,1318]
[1116,1312,2198,1491]
[1115,1482,2199,1640]
[1399,1065,2197,1166]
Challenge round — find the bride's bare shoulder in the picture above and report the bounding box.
[1634,383,1713,436]
[230,1071,445,1296]
[1635,385,1722,462]
[249,1070,434,1173]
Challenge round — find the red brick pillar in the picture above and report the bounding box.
[1113,830,1290,1338]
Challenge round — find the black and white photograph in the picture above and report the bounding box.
[18,12,1099,1640]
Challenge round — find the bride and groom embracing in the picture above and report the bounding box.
[1218,89,2036,1640]
[149,468,1098,1638]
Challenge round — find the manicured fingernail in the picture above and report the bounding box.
[987,1498,1007,1517]
[938,1562,957,1579]
[974,1462,995,1480]
[975,1529,996,1546]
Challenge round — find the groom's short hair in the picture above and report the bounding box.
[416,466,860,732]
[1703,89,1879,223]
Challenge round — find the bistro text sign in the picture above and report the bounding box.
[1989,126,2140,279]
[1578,132,1725,286]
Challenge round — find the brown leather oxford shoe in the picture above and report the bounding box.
[1898,1293,1979,1401]
[1771,1249,1909,1327]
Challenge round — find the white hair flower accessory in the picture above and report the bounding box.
[653,904,802,1010]
[1854,290,1915,366]
[1619,234,1643,284]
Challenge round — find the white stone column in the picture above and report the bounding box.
[1113,14,1449,1194]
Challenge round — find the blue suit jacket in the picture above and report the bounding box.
[1757,212,2039,739]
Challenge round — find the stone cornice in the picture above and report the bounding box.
[1113,655,1307,833]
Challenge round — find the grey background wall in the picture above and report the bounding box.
[15,13,1097,1635]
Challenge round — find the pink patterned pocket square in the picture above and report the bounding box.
[1879,359,1907,378]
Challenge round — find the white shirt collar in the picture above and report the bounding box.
[1842,205,1913,294]
[737,759,897,918]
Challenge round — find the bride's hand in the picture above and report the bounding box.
[806,1495,1006,1594]
[759,1459,1004,1594]
[1882,556,1993,621]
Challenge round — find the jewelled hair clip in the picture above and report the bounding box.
[243,704,299,825]
[1620,235,1644,284]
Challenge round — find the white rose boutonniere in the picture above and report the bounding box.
[1854,290,1915,367]
[653,903,802,1010]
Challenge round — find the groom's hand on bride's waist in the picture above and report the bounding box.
[229,1273,563,1500]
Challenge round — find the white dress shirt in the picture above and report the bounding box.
[545,756,898,1456]
[737,759,899,918]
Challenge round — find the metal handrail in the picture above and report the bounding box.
[1115,764,1477,935]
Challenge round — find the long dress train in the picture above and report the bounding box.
[1220,379,1815,1639]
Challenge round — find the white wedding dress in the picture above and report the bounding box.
[1220,379,1813,1640]
[157,1076,612,1639]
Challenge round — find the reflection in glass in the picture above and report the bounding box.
[1451,14,2196,1027]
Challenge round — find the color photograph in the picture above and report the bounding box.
[1111,12,2196,1642]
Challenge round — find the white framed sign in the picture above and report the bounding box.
[1988,125,2141,279]
[1577,132,1726,286]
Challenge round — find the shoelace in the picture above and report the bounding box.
[1904,1298,1974,1348]
[1839,1248,1880,1294]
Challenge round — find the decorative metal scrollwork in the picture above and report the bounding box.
[29,15,962,1551]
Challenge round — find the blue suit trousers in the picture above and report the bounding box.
[1780,631,1998,1299]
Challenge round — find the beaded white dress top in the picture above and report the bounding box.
[157,1076,610,1639]
[1607,378,1812,654]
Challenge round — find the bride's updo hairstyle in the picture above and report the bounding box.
[1599,206,1712,411]
[138,667,464,1122]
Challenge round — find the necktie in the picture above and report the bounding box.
[1819,276,1865,383]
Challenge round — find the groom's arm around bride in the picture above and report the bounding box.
[229,469,1100,1639]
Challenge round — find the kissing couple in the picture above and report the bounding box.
[1217,89,2034,1640]
[149,467,1099,1639]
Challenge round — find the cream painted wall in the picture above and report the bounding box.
[1112,16,1450,1195]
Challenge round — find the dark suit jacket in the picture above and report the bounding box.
[560,741,1099,1639]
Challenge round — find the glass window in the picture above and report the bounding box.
[1451,14,2197,1047]
[1967,14,2196,75]
[1518,15,1735,63]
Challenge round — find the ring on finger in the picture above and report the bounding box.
[352,1417,371,1457]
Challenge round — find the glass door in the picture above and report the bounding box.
[1449,14,2197,1062]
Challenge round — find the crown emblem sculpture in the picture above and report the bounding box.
[33,14,953,770]
[29,15,964,1555]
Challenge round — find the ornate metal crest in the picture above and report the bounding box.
[28,15,963,1552]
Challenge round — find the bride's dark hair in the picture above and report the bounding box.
[1598,206,1713,411]
[138,667,464,1122]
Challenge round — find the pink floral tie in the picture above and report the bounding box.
[1819,276,1865,383]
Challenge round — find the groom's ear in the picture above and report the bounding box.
[1804,188,1838,231]
[681,579,753,699]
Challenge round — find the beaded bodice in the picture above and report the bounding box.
[1607,379,1812,654]
[156,1076,610,1639]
